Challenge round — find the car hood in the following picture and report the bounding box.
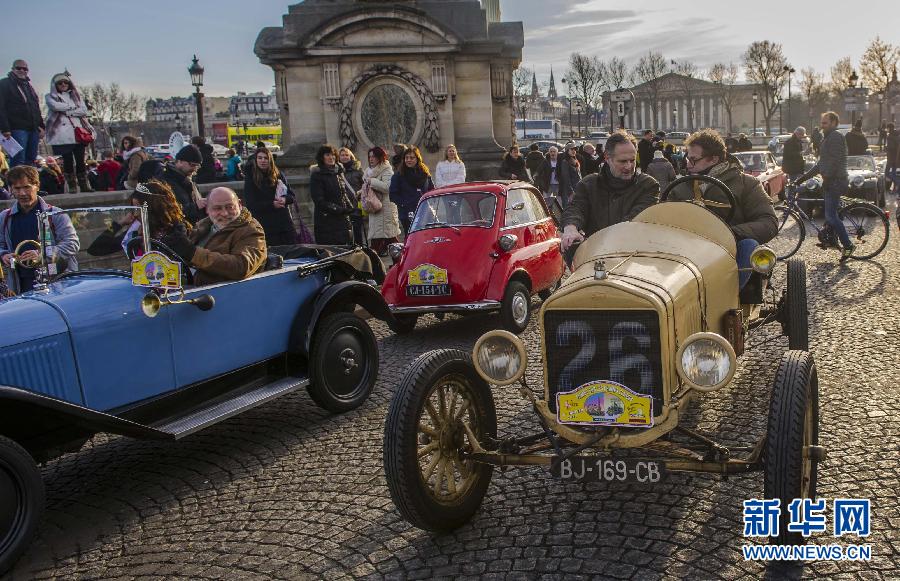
[847,169,876,178]
[0,296,69,349]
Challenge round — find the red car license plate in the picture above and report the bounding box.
[406,284,451,297]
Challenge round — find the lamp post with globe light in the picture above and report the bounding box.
[783,66,795,130]
[188,55,205,139]
[752,91,758,136]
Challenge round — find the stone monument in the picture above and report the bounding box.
[254,0,523,179]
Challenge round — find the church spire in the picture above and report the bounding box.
[531,70,539,98]
[548,66,557,99]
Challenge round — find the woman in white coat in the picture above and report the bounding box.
[44,72,94,192]
[362,146,401,254]
[433,144,466,188]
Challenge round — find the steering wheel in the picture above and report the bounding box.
[659,174,738,224]
[125,236,195,285]
[13,239,42,268]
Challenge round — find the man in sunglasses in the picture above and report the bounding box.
[0,60,45,167]
[667,129,777,288]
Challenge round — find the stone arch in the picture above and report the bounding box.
[302,8,461,50]
[339,65,440,153]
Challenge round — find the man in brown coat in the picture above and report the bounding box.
[163,187,267,286]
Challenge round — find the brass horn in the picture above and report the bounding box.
[141,292,162,317]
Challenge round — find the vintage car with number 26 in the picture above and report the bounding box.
[381,181,564,334]
[0,205,392,573]
[383,174,821,548]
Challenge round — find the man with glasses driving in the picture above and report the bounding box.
[0,60,45,167]
[667,129,777,288]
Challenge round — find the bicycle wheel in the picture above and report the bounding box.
[771,205,805,260]
[838,202,890,260]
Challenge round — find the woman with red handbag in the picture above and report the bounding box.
[44,72,94,193]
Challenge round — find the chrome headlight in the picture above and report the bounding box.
[473,330,527,385]
[749,245,776,275]
[850,175,865,188]
[387,243,404,261]
[675,332,736,393]
[804,179,818,190]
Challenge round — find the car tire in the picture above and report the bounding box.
[501,281,531,334]
[538,277,561,302]
[782,259,809,351]
[389,314,419,335]
[764,350,819,546]
[0,436,44,575]
[308,313,378,413]
[383,349,496,532]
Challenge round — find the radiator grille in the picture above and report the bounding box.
[544,310,664,417]
[0,337,81,403]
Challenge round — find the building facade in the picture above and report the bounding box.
[254,0,523,177]
[230,91,280,126]
[145,96,230,138]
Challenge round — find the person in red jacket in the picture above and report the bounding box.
[96,150,122,191]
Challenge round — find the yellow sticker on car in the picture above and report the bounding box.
[407,263,449,286]
[556,380,653,428]
[131,251,182,290]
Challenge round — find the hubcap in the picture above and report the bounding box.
[511,293,528,325]
[339,347,358,375]
[323,327,367,398]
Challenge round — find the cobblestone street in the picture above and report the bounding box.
[9,202,900,580]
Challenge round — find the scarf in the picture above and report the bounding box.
[401,166,429,189]
[600,163,635,191]
[123,147,142,161]
[7,71,39,105]
[696,161,731,194]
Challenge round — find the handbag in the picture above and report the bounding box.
[361,181,382,213]
[73,117,94,145]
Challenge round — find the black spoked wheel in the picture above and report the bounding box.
[389,314,419,335]
[383,349,497,532]
[839,202,890,260]
[501,281,531,334]
[771,206,805,260]
[764,351,820,546]
[308,313,378,413]
[538,277,561,302]
[781,259,809,351]
[0,436,44,575]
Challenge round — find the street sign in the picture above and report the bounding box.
[610,90,633,103]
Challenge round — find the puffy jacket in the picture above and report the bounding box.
[562,167,659,238]
[310,164,354,245]
[0,74,43,133]
[645,158,676,191]
[44,84,91,146]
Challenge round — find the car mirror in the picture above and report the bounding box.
[506,202,526,212]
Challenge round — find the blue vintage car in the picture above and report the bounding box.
[0,206,392,572]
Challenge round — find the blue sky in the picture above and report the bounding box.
[2,1,898,100]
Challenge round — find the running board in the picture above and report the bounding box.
[154,376,310,439]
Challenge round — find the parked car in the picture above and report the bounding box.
[587,131,609,148]
[211,143,229,157]
[799,154,885,208]
[529,140,565,154]
[261,141,282,153]
[384,174,818,549]
[0,206,392,573]
[381,181,565,334]
[665,131,690,145]
[768,134,810,164]
[145,144,173,159]
[733,151,787,201]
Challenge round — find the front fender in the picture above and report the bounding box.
[293,281,392,357]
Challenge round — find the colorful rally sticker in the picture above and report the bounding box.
[556,380,653,428]
[407,263,449,286]
[131,251,182,290]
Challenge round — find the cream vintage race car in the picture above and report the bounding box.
[383,174,821,547]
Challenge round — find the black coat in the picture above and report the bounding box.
[0,75,44,133]
[738,137,753,152]
[781,135,805,175]
[161,164,201,224]
[499,155,528,180]
[562,168,660,238]
[559,156,582,199]
[525,150,544,176]
[39,170,63,195]
[637,138,654,172]
[309,164,353,245]
[196,143,217,184]
[243,170,296,242]
[534,158,560,193]
[845,130,869,156]
[579,153,602,176]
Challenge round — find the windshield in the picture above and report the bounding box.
[410,192,497,233]
[846,156,875,172]
[39,207,147,277]
[735,153,767,172]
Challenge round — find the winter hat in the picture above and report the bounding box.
[564,141,577,151]
[175,144,203,164]
[50,73,71,87]
[653,150,664,160]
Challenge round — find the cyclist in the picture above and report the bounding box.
[792,111,854,261]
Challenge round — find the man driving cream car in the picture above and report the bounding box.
[161,187,267,286]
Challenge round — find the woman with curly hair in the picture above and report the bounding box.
[310,144,355,244]
[243,146,302,245]
[389,146,434,234]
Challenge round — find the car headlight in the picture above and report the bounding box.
[675,332,736,393]
[804,179,818,190]
[472,330,527,385]
[749,245,776,275]
[850,175,865,188]
[388,243,404,261]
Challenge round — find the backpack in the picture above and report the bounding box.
[136,159,165,183]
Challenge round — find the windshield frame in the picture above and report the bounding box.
[734,153,767,172]
[845,156,875,172]
[409,191,498,234]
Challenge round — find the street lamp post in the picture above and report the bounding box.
[752,91,758,136]
[777,95,783,135]
[672,108,677,131]
[848,70,859,125]
[783,66,795,130]
[188,55,205,139]
[561,77,578,137]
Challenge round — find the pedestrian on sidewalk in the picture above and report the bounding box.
[311,144,355,245]
[0,60,44,167]
[243,146,299,246]
[845,120,869,156]
[120,135,149,190]
[390,146,434,235]
[645,150,676,191]
[434,144,466,188]
[498,145,527,181]
[44,71,94,192]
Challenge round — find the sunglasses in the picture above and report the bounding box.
[55,80,70,85]
[13,66,28,71]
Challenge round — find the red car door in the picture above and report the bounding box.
[494,188,562,295]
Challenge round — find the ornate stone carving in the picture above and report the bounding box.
[339,64,440,153]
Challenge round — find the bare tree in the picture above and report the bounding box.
[798,67,827,128]
[860,36,900,94]
[512,66,539,123]
[828,57,854,98]
[743,41,790,134]
[708,62,741,132]
[605,56,630,90]
[634,51,668,130]
[672,60,702,130]
[565,52,606,112]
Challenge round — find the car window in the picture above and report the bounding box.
[410,192,497,232]
[526,189,548,220]
[504,189,537,227]
[846,156,875,171]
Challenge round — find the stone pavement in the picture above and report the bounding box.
[8,199,900,580]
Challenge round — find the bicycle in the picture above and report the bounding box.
[769,181,890,261]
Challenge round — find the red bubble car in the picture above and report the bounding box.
[382,181,564,334]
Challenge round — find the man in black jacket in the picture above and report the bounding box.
[637,129,654,173]
[886,123,899,193]
[781,126,807,180]
[561,132,659,251]
[191,136,217,184]
[0,60,44,167]
[524,143,544,179]
[162,144,206,224]
[845,120,869,156]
